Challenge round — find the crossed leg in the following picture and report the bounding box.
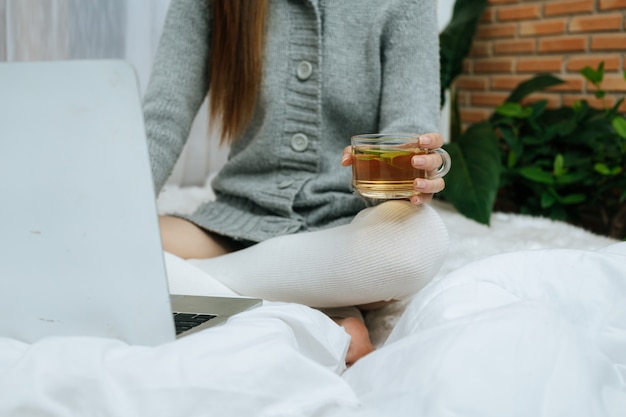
[160,201,449,364]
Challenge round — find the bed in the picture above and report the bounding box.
[1,179,624,417]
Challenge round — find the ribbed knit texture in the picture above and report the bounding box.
[143,0,441,243]
[188,201,449,308]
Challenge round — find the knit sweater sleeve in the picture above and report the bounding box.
[143,0,211,193]
[378,0,440,134]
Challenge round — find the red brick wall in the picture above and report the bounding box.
[455,0,626,127]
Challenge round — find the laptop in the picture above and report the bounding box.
[0,60,261,346]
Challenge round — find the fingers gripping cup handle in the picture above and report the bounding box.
[428,148,451,179]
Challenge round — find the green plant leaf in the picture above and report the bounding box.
[523,135,546,145]
[505,74,565,104]
[541,120,565,142]
[530,100,548,118]
[558,119,578,137]
[496,103,533,118]
[612,116,626,139]
[594,163,622,176]
[450,89,462,142]
[573,100,591,123]
[611,98,625,114]
[580,64,604,84]
[541,191,556,208]
[546,205,567,221]
[555,171,587,185]
[595,163,612,175]
[573,100,583,112]
[519,166,555,185]
[559,193,587,205]
[553,154,567,176]
[507,151,518,168]
[499,125,518,147]
[441,121,501,225]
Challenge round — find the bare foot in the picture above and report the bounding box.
[334,316,375,366]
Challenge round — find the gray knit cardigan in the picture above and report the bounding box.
[143,0,440,243]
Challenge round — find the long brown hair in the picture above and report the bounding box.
[209,0,269,144]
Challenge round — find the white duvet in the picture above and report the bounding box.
[1,187,624,417]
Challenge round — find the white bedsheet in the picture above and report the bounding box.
[345,242,626,416]
[2,187,625,416]
[0,303,372,417]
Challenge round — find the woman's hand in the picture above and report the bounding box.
[341,132,448,205]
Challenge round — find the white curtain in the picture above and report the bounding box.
[0,0,226,186]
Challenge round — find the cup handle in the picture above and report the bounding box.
[428,148,451,179]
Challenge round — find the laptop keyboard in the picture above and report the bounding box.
[172,312,218,335]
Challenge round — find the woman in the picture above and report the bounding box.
[144,0,449,365]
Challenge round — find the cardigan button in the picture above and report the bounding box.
[296,60,313,81]
[290,133,309,152]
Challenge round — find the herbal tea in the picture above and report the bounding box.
[350,133,451,200]
[352,147,428,199]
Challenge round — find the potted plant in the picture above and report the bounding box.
[441,63,626,240]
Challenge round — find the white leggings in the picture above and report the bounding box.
[188,201,449,308]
